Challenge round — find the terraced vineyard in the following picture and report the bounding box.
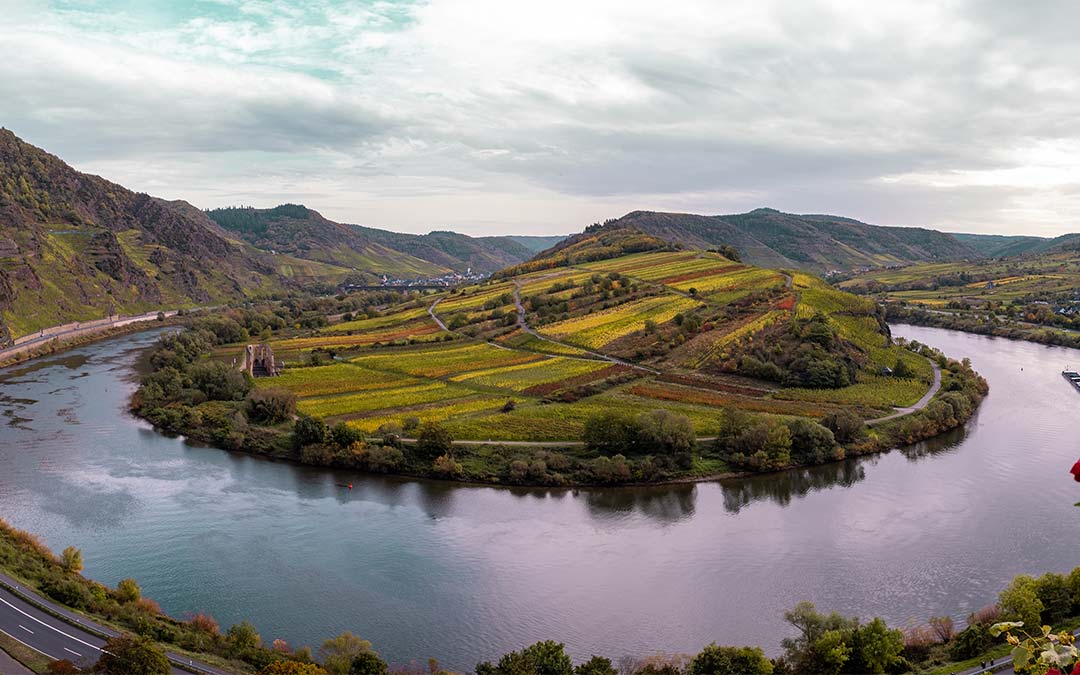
[242,248,936,442]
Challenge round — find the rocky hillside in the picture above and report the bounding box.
[606,209,981,272]
[208,205,559,275]
[0,129,342,343]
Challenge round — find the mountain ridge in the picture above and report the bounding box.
[599,208,983,272]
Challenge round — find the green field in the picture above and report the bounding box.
[245,249,937,442]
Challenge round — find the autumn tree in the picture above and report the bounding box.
[94,634,170,674]
[60,546,83,573]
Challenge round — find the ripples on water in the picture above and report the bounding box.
[1,326,1080,668]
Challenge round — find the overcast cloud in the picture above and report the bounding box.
[3,0,1080,236]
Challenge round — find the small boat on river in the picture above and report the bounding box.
[1063,370,1080,390]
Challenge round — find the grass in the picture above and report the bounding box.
[775,375,928,409]
[0,629,53,673]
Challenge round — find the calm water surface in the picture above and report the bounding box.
[1,325,1079,668]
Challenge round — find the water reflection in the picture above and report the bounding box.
[718,459,867,513]
[583,483,696,524]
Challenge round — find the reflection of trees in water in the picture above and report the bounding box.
[897,419,970,461]
[583,484,696,524]
[718,418,973,513]
[719,460,867,514]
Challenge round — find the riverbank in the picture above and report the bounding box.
[0,311,185,369]
[1,323,1074,666]
[886,305,1080,351]
[132,317,987,489]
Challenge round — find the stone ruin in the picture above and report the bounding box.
[239,344,281,377]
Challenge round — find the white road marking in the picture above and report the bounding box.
[0,595,103,652]
[18,624,32,634]
[64,647,82,657]
[0,627,58,661]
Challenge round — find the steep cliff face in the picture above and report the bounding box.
[0,128,291,342]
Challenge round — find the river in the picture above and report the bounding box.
[0,325,1078,669]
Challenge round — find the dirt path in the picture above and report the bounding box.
[511,280,660,374]
[866,360,943,425]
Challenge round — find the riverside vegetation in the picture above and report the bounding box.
[131,238,987,487]
[5,515,1080,675]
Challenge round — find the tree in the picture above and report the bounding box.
[247,388,298,424]
[60,545,83,574]
[574,656,617,675]
[892,358,915,379]
[928,615,954,643]
[330,422,365,449]
[583,412,641,455]
[227,620,262,651]
[476,641,573,675]
[999,574,1045,629]
[1034,572,1073,624]
[94,634,170,674]
[637,410,696,456]
[260,662,330,675]
[190,361,254,401]
[416,422,454,459]
[319,632,373,675]
[349,651,389,675]
[688,643,773,675]
[819,410,865,445]
[785,418,837,465]
[852,618,904,674]
[114,578,141,604]
[294,415,328,449]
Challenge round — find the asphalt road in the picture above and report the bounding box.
[0,572,232,674]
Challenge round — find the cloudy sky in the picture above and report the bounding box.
[3,0,1080,236]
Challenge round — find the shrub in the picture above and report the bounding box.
[246,388,297,424]
[294,415,328,449]
[416,422,454,459]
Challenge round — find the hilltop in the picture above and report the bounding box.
[601,208,981,272]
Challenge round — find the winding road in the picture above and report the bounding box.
[0,572,232,675]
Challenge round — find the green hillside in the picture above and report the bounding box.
[605,208,982,272]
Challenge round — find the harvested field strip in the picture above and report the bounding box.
[518,270,593,295]
[280,320,442,350]
[345,397,510,432]
[580,251,699,273]
[656,373,770,397]
[437,283,515,313]
[657,265,746,285]
[330,306,431,332]
[257,363,419,397]
[351,342,546,378]
[670,267,782,293]
[301,381,474,418]
[630,259,733,282]
[542,295,701,349]
[521,364,631,396]
[451,357,613,392]
[774,375,927,409]
[495,331,595,357]
[628,383,833,418]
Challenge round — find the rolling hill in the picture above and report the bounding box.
[602,208,982,272]
[207,205,563,276]
[0,129,354,343]
[951,231,1080,258]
